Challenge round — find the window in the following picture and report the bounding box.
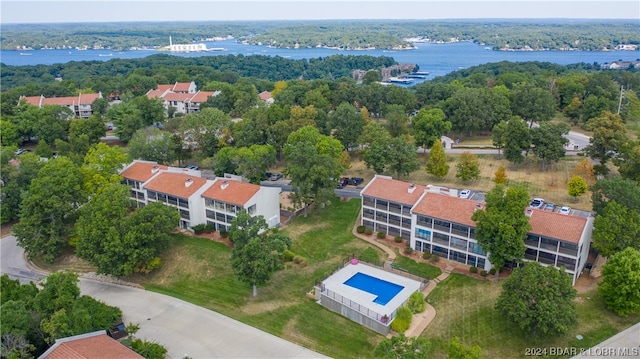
[468,255,477,267]
[540,237,558,251]
[376,211,388,222]
[559,241,578,255]
[469,242,484,255]
[451,250,467,264]
[363,208,374,219]
[204,198,214,208]
[247,204,257,215]
[389,202,401,214]
[206,210,216,220]
[525,234,539,247]
[432,232,449,246]
[178,198,188,208]
[416,215,432,228]
[538,251,556,265]
[376,224,387,233]
[402,206,411,216]
[415,228,431,240]
[376,200,388,211]
[157,193,167,202]
[147,190,157,201]
[451,223,469,237]
[363,196,375,208]
[179,209,190,220]
[388,214,401,226]
[216,212,226,222]
[477,257,486,269]
[450,237,468,251]
[432,246,449,258]
[525,248,538,261]
[433,219,450,232]
[168,196,178,206]
[401,217,412,229]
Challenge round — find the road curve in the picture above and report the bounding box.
[0,236,328,359]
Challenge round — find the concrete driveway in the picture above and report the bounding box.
[1,236,328,359]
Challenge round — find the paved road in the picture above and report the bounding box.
[0,236,328,359]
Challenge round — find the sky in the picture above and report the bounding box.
[2,0,639,23]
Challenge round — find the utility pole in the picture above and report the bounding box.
[617,85,624,114]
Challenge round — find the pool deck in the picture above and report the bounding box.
[322,262,422,318]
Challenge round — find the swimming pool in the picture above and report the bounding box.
[343,272,405,305]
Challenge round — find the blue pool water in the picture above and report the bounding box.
[343,272,404,305]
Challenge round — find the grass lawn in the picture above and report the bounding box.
[423,273,640,359]
[392,253,442,279]
[130,198,386,358]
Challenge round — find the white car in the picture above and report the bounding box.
[458,189,471,199]
[529,198,545,209]
[559,206,571,215]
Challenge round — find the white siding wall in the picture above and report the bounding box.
[248,186,281,228]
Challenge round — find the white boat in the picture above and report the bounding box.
[19,52,32,55]
[99,53,113,57]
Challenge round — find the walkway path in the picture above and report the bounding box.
[351,219,454,338]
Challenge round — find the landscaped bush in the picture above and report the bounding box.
[422,252,432,260]
[407,291,426,313]
[283,249,295,262]
[489,268,497,275]
[293,255,308,267]
[377,231,386,239]
[430,255,440,263]
[404,246,413,254]
[390,306,413,333]
[469,266,478,273]
[204,223,216,233]
[364,228,373,235]
[219,229,229,238]
[394,236,403,243]
[356,225,365,234]
[480,270,488,277]
[191,224,206,234]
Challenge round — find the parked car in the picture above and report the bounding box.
[529,198,545,209]
[186,165,199,170]
[559,206,571,215]
[544,202,555,211]
[458,189,471,199]
[264,172,273,180]
[15,148,30,155]
[348,177,364,186]
[270,173,283,181]
[337,177,350,189]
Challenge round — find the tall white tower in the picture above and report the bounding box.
[169,36,173,46]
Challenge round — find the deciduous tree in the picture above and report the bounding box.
[330,102,366,152]
[412,108,452,150]
[127,127,175,165]
[80,143,128,195]
[447,337,483,359]
[585,111,628,174]
[472,185,531,281]
[571,158,595,186]
[374,334,430,359]
[496,262,577,338]
[385,136,420,179]
[510,85,555,127]
[590,177,640,216]
[426,140,449,178]
[592,201,640,257]
[503,117,531,165]
[530,122,569,171]
[455,152,480,182]
[598,247,640,316]
[493,165,508,185]
[567,175,588,199]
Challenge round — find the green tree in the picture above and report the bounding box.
[590,177,640,216]
[127,127,175,165]
[229,211,292,296]
[14,157,86,262]
[496,262,577,338]
[385,104,409,138]
[211,146,238,177]
[447,337,483,359]
[530,122,569,171]
[34,105,73,145]
[284,126,344,216]
[386,136,420,179]
[75,184,180,277]
[493,166,508,185]
[362,70,382,85]
[330,102,366,152]
[131,339,168,359]
[616,141,640,182]
[472,185,531,281]
[35,140,53,158]
[572,158,595,186]
[455,152,480,181]
[567,175,588,199]
[235,145,277,184]
[503,117,531,164]
[374,334,430,359]
[598,247,640,317]
[585,111,628,174]
[80,143,128,195]
[108,101,144,143]
[0,152,43,224]
[359,122,391,174]
[491,120,508,158]
[592,201,640,257]
[0,120,20,147]
[511,85,555,127]
[412,108,452,150]
[181,107,232,157]
[426,140,449,178]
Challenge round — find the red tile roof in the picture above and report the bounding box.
[162,92,192,102]
[258,91,273,101]
[528,209,588,244]
[42,97,76,106]
[146,89,166,99]
[144,171,209,199]
[20,93,101,107]
[120,161,168,183]
[412,192,479,227]
[173,82,193,92]
[201,179,260,206]
[21,95,43,106]
[42,332,142,359]
[77,93,102,105]
[361,175,426,206]
[188,91,216,103]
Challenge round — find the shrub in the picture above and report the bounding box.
[390,306,413,333]
[377,231,386,239]
[283,249,295,262]
[469,266,478,273]
[364,228,373,235]
[219,229,229,238]
[480,270,488,277]
[407,292,426,313]
[430,255,440,263]
[356,225,365,233]
[422,252,432,260]
[394,236,403,243]
[204,223,216,233]
[293,256,308,267]
[191,224,206,234]
[404,246,413,254]
[489,268,497,275]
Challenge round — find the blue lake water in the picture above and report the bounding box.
[2,39,639,80]
[343,272,404,305]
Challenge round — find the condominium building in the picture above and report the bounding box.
[145,82,220,115]
[360,175,594,285]
[120,160,281,231]
[19,92,103,118]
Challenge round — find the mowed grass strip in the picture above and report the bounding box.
[392,254,442,279]
[423,273,639,359]
[133,198,384,358]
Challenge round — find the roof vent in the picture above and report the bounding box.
[475,203,483,211]
[151,165,160,174]
[408,184,416,193]
[185,178,193,187]
[525,208,533,217]
[221,180,229,190]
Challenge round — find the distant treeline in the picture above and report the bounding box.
[2,20,639,51]
[0,54,397,90]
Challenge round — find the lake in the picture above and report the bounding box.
[2,39,639,81]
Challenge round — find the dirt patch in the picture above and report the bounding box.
[574,272,602,294]
[1,221,16,238]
